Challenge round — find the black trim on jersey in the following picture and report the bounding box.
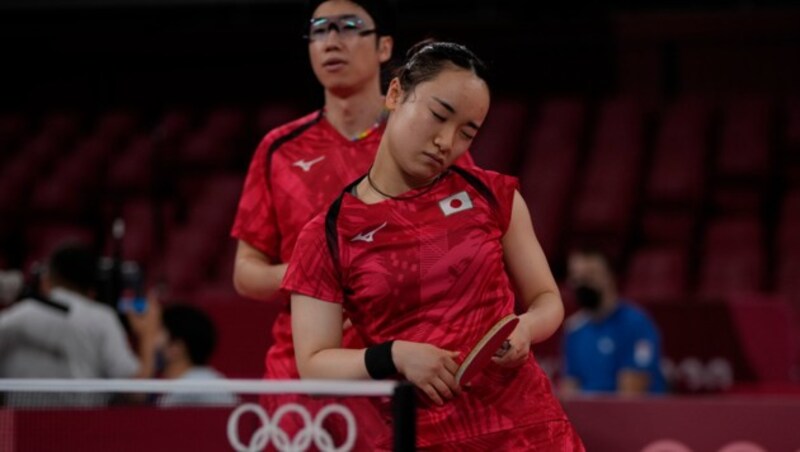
[325,175,367,280]
[265,109,324,175]
[449,165,498,212]
[324,166,497,278]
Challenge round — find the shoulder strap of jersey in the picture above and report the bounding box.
[325,175,366,281]
[449,165,499,211]
[265,109,324,176]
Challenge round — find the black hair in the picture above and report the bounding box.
[304,0,397,38]
[395,40,490,100]
[48,241,98,295]
[569,243,619,275]
[162,304,217,366]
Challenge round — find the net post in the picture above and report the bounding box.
[392,381,416,451]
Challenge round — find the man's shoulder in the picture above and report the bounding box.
[1,298,60,320]
[616,301,655,325]
[564,310,591,334]
[259,110,324,154]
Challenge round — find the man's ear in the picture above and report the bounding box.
[377,36,393,64]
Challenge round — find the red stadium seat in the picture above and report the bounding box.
[92,110,138,145]
[712,97,774,213]
[256,103,304,136]
[780,189,800,222]
[717,97,772,180]
[639,210,698,246]
[23,223,95,271]
[0,135,63,216]
[519,98,585,259]
[469,98,529,175]
[704,216,763,252]
[697,216,766,299]
[30,137,110,217]
[785,97,800,186]
[647,96,712,208]
[39,111,82,145]
[697,248,765,300]
[623,247,689,303]
[0,113,28,156]
[776,252,800,314]
[571,98,645,249]
[107,135,156,195]
[178,131,231,168]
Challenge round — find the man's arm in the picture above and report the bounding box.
[617,370,651,395]
[559,376,581,397]
[233,240,288,302]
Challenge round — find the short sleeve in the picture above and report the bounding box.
[230,133,281,261]
[281,214,344,304]
[620,310,661,372]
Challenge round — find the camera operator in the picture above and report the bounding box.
[0,269,23,307]
[0,241,160,406]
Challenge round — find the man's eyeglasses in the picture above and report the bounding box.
[305,14,377,42]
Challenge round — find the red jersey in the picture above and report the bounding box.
[232,110,383,379]
[283,166,570,447]
[232,110,384,263]
[232,110,475,381]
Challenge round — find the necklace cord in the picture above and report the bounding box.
[366,167,445,201]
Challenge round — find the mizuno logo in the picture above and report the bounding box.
[292,156,326,172]
[351,222,387,243]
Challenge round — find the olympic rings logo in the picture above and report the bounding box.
[227,402,357,452]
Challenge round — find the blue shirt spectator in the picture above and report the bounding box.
[564,301,666,393]
[560,246,667,396]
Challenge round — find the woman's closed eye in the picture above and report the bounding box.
[430,108,477,140]
[430,110,446,122]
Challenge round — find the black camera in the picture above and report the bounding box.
[97,257,146,314]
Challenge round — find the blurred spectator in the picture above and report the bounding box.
[0,241,161,406]
[560,246,666,396]
[157,304,237,407]
[0,269,24,306]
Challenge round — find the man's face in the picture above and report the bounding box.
[567,253,613,311]
[307,0,392,96]
[567,253,613,293]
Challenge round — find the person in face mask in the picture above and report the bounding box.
[559,246,667,396]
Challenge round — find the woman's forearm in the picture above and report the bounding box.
[297,348,371,380]
[518,291,564,344]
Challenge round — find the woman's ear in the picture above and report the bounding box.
[385,78,402,110]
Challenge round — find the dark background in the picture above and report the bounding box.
[1,0,798,111]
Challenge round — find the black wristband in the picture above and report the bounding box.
[364,341,398,379]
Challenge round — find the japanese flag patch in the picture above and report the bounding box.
[439,191,473,217]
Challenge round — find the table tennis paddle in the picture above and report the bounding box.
[455,314,519,385]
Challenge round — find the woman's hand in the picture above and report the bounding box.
[392,340,461,405]
[491,317,532,368]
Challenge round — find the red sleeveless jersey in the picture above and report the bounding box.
[283,166,570,447]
